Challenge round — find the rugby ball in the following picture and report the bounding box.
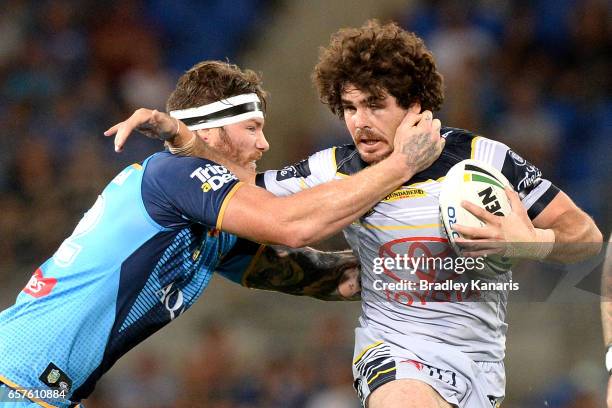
[439,159,513,273]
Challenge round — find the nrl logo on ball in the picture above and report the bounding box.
[439,159,516,275]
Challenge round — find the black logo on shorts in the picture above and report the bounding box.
[39,362,72,393]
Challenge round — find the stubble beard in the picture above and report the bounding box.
[190,130,242,174]
[354,127,393,165]
[217,127,260,171]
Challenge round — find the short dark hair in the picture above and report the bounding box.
[313,20,444,117]
[166,61,267,112]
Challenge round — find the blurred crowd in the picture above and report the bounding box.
[84,317,358,408]
[0,0,609,407]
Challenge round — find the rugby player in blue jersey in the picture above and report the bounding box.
[149,22,603,408]
[0,61,445,407]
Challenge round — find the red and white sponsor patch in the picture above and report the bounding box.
[401,359,424,371]
[23,268,57,298]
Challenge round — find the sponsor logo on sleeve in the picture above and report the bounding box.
[517,165,542,192]
[276,159,311,181]
[508,149,527,166]
[23,268,57,298]
[190,164,237,192]
[276,165,298,181]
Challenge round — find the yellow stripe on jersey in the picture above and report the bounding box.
[215,182,244,230]
[241,244,267,287]
[131,163,143,170]
[0,375,58,408]
[331,146,338,171]
[470,136,482,160]
[361,223,441,231]
[367,366,397,385]
[353,341,384,364]
[333,146,352,177]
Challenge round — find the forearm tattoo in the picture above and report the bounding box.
[244,246,360,301]
[400,130,439,171]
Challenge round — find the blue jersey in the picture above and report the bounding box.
[0,151,250,407]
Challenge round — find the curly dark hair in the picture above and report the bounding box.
[166,60,267,112]
[313,20,444,118]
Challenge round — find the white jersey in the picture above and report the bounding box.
[257,128,559,361]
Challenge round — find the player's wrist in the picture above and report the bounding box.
[167,133,196,156]
[165,117,181,141]
[149,110,182,142]
[385,152,416,181]
[502,228,555,260]
[532,228,555,259]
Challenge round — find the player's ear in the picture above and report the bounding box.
[408,102,421,114]
[195,128,212,142]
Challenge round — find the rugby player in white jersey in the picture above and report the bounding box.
[115,22,602,408]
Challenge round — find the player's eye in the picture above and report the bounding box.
[342,105,356,112]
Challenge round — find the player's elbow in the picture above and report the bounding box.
[588,224,604,255]
[283,231,314,249]
[580,215,603,246]
[272,209,320,247]
[278,223,317,248]
[593,226,604,244]
[568,215,603,259]
[283,238,309,249]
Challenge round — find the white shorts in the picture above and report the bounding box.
[352,326,505,408]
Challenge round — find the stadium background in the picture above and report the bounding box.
[0,0,609,406]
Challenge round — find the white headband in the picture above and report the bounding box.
[169,93,263,130]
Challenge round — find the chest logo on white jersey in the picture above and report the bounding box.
[190,164,237,192]
[382,188,426,202]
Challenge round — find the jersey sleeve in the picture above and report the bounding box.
[471,137,560,219]
[215,238,265,285]
[255,147,338,196]
[142,153,243,229]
